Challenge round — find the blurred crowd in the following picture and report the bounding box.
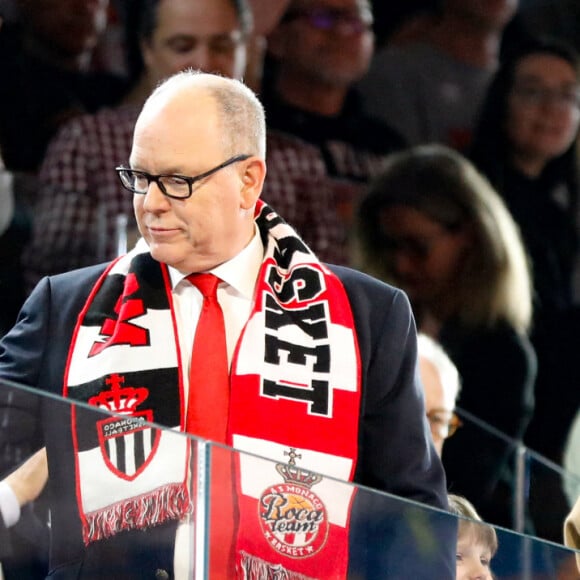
[2,0,580,576]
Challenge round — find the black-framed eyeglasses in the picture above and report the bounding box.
[115,154,252,199]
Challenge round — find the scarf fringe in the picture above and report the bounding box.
[239,551,316,580]
[84,483,191,544]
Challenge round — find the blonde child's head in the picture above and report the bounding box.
[448,494,498,579]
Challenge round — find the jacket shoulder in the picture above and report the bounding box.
[326,263,403,300]
[47,263,109,289]
[31,263,111,313]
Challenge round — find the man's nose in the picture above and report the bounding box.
[142,181,171,211]
[191,43,212,68]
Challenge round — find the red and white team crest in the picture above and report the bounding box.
[258,449,329,559]
[89,374,161,481]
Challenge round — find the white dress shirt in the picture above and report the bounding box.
[0,480,19,528]
[168,226,264,396]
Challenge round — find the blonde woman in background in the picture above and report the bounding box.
[353,144,536,530]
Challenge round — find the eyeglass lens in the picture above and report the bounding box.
[512,83,580,109]
[427,411,462,439]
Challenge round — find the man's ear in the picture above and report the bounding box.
[240,158,267,209]
[141,39,154,72]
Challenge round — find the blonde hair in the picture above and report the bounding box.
[354,144,533,334]
[448,494,498,556]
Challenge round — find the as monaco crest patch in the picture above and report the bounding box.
[89,373,161,481]
[258,449,329,559]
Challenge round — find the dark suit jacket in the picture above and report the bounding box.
[0,262,455,579]
[0,502,49,579]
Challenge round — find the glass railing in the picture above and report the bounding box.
[445,405,580,550]
[0,378,578,579]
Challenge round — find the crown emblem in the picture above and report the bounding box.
[88,373,148,415]
[275,448,322,489]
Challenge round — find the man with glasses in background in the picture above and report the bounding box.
[259,0,406,266]
[418,333,462,456]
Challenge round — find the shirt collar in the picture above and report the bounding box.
[168,225,264,299]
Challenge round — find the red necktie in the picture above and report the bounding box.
[186,273,235,576]
[186,273,230,441]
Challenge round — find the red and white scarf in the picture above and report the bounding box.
[65,200,362,578]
